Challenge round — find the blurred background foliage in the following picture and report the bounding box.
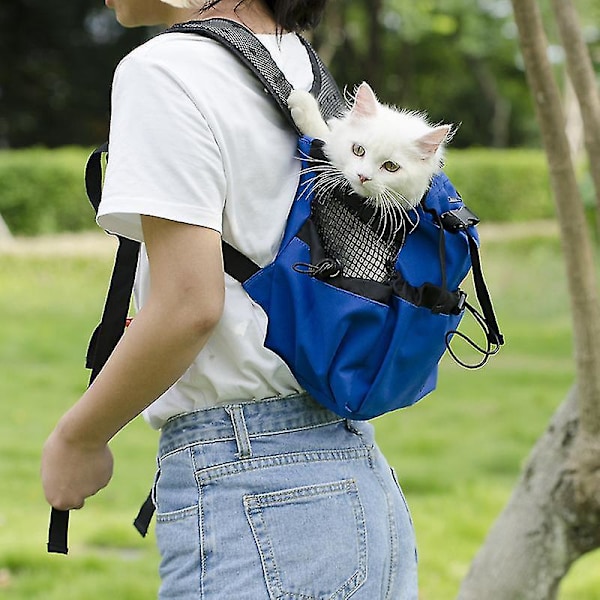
[0,0,598,235]
[1,0,599,150]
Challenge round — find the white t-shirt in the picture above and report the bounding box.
[98,30,315,429]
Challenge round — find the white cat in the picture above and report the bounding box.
[288,82,452,232]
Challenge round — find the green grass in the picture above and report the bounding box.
[1,227,599,598]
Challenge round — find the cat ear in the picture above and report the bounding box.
[350,82,379,119]
[416,125,452,159]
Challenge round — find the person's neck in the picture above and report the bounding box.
[189,0,279,34]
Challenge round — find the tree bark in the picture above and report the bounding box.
[508,0,600,437]
[458,389,600,600]
[459,0,600,596]
[550,0,600,215]
[0,213,12,240]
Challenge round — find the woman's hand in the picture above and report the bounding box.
[41,423,114,511]
[40,218,224,511]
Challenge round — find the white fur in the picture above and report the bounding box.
[288,82,452,212]
[288,89,330,139]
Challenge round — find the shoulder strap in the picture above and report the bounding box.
[165,18,344,285]
[166,18,344,130]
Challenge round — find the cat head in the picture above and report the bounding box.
[324,82,452,208]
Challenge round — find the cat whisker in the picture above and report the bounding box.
[297,168,349,205]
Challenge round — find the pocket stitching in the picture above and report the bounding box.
[156,504,198,523]
[244,479,367,600]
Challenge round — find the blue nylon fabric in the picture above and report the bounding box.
[396,172,476,290]
[243,136,473,420]
[279,136,318,249]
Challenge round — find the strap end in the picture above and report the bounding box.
[47,508,69,555]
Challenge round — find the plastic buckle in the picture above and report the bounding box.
[440,207,480,232]
[450,290,468,315]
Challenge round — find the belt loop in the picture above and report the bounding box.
[225,405,253,459]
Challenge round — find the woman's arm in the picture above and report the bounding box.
[41,216,224,510]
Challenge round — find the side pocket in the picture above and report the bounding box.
[155,505,201,600]
[244,479,367,600]
[154,452,202,600]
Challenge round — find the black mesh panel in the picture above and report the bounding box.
[311,193,403,283]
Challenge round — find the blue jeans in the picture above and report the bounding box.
[154,394,418,599]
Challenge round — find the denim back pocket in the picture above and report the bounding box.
[244,479,367,600]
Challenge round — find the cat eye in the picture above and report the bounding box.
[382,161,401,173]
[352,144,366,157]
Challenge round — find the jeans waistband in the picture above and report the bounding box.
[158,394,344,457]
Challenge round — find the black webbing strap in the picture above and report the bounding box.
[85,238,140,382]
[222,239,261,282]
[133,492,156,537]
[48,145,141,555]
[47,507,69,554]
[466,234,504,348]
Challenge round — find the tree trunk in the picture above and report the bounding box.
[364,0,383,91]
[0,213,12,240]
[550,0,600,215]
[464,54,512,147]
[458,389,600,600]
[459,0,600,596]
[508,0,600,440]
[563,78,585,158]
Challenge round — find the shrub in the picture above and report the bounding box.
[0,147,95,235]
[0,146,560,235]
[444,148,555,222]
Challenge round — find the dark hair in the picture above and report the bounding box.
[201,0,327,31]
[264,0,327,30]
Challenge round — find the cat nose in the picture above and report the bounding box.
[358,174,372,184]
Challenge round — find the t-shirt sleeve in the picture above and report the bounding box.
[97,52,226,242]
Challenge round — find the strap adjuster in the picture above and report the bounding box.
[440,207,480,232]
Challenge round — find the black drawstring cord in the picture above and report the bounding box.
[445,301,502,369]
[428,207,504,369]
[293,258,342,279]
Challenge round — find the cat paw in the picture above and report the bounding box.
[287,90,330,139]
[287,90,313,132]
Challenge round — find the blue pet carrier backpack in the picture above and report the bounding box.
[47,18,503,555]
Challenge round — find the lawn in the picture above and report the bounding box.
[0,226,599,599]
